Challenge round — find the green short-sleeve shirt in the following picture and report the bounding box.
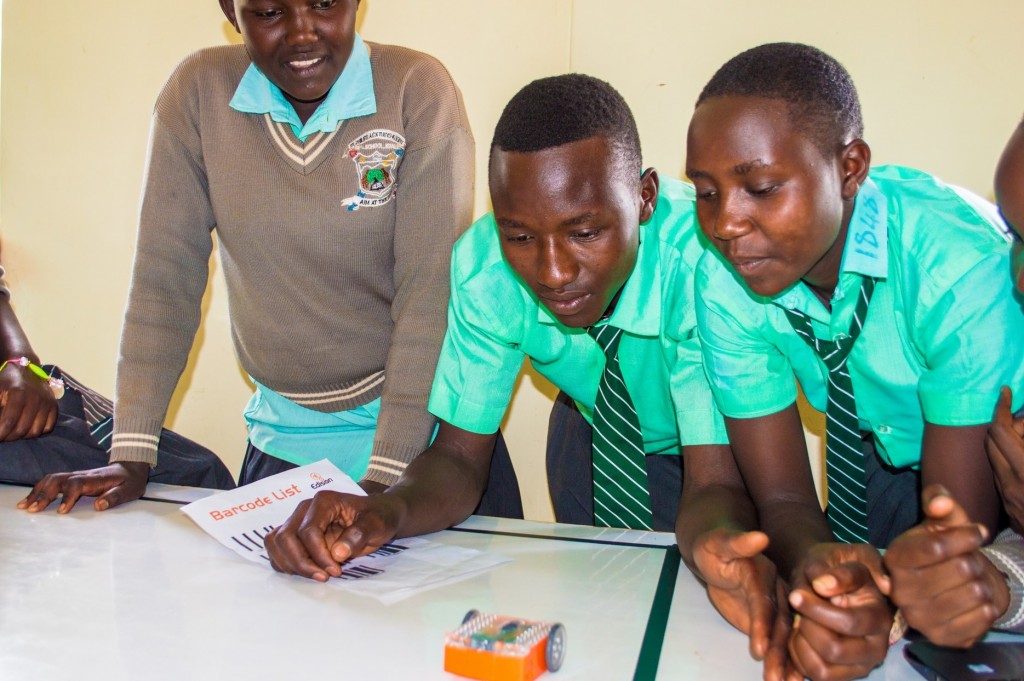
[429,176,727,453]
[696,165,1024,469]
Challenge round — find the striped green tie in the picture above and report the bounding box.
[589,324,654,530]
[784,277,876,544]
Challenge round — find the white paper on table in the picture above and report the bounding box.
[181,459,365,564]
[335,535,510,605]
[180,459,510,603]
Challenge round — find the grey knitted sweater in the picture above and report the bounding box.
[111,42,474,485]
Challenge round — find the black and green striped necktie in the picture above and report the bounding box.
[784,277,877,544]
[588,324,654,530]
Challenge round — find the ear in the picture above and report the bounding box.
[839,139,871,201]
[219,0,240,32]
[639,167,660,223]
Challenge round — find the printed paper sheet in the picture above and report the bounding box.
[181,460,509,603]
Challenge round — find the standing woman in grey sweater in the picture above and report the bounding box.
[19,0,519,516]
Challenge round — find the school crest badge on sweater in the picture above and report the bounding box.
[341,130,406,211]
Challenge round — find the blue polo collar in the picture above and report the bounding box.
[229,33,376,141]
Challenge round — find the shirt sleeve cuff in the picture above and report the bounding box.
[677,407,730,446]
[921,389,1009,426]
[108,416,163,467]
[362,441,431,487]
[428,391,505,437]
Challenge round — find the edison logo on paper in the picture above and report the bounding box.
[310,472,334,490]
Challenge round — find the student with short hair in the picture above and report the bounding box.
[880,118,1024,648]
[681,42,1024,680]
[262,73,732,579]
[19,0,521,517]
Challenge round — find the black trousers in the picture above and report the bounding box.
[546,391,682,531]
[862,433,920,548]
[0,371,235,490]
[239,429,525,519]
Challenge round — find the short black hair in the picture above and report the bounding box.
[490,74,642,180]
[696,42,863,152]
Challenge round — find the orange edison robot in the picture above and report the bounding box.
[444,611,567,681]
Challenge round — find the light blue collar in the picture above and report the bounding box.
[229,33,376,142]
[838,177,889,279]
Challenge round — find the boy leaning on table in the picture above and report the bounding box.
[881,117,1024,648]
[262,73,737,584]
[682,42,1024,681]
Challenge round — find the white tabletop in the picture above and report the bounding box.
[0,483,925,680]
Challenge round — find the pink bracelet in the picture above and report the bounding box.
[1,357,65,398]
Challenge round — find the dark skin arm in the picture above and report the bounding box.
[0,296,57,441]
[884,484,1006,648]
[3,268,152,513]
[678,443,800,681]
[728,406,999,678]
[987,387,1024,535]
[264,420,495,581]
[728,407,1000,570]
[725,405,833,577]
[726,405,890,681]
[677,445,759,573]
[18,462,150,513]
[920,422,999,538]
[358,479,388,495]
[788,422,997,673]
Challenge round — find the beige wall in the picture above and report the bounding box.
[2,1,1021,521]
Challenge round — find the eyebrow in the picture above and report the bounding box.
[560,211,596,227]
[496,211,597,229]
[732,160,775,175]
[686,159,775,180]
